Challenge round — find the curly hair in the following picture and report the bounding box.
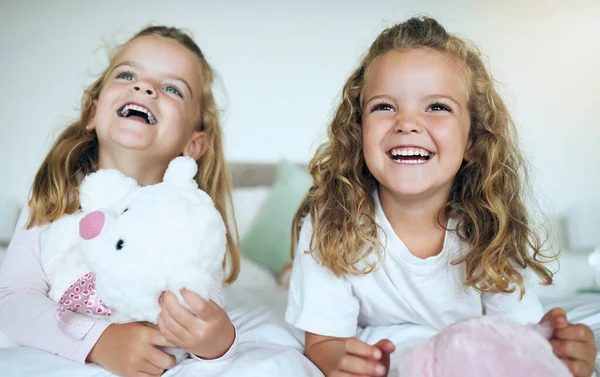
[28,25,240,283]
[292,17,553,296]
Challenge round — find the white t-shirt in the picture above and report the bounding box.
[286,192,544,338]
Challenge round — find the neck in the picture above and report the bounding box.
[378,185,451,235]
[97,149,170,186]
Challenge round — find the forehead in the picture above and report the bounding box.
[363,48,468,101]
[115,35,203,92]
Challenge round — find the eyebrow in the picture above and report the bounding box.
[113,61,194,98]
[426,93,463,109]
[363,93,464,110]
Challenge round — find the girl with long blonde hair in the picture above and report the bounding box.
[286,17,596,377]
[0,25,240,377]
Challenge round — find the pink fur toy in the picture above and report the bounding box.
[401,316,572,377]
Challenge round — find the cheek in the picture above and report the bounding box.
[362,120,385,148]
[166,100,196,130]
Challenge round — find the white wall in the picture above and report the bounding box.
[1,0,598,220]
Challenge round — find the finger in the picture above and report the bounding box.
[344,338,381,360]
[144,322,159,329]
[330,371,368,377]
[540,307,568,330]
[161,291,199,329]
[145,345,177,371]
[146,324,177,348]
[373,339,394,373]
[550,339,594,361]
[562,358,594,377]
[180,288,214,320]
[339,354,386,376]
[134,373,161,377]
[373,339,396,355]
[137,359,165,376]
[554,323,596,343]
[157,313,185,347]
[158,308,192,345]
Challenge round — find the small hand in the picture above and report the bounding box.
[158,289,235,360]
[540,307,597,377]
[331,338,396,377]
[87,322,176,377]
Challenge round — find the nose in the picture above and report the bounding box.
[132,81,157,97]
[79,211,105,240]
[394,112,423,134]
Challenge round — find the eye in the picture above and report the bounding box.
[164,85,183,98]
[428,102,452,112]
[116,71,135,81]
[122,208,128,214]
[116,239,125,250]
[370,102,395,112]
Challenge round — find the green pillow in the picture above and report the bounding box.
[241,160,312,276]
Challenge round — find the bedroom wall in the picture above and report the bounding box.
[0,0,598,221]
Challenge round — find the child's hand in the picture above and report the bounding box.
[158,289,235,360]
[331,338,395,377]
[87,322,176,377]
[540,307,597,377]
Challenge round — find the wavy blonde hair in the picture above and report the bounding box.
[292,17,553,296]
[28,26,240,283]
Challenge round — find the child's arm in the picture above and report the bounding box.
[305,332,394,376]
[0,205,111,363]
[285,218,393,376]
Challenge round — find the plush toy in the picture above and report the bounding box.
[41,157,227,352]
[400,316,572,377]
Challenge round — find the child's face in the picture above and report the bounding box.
[361,48,471,202]
[90,35,204,165]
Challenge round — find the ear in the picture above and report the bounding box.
[182,131,207,161]
[463,137,473,162]
[86,100,98,131]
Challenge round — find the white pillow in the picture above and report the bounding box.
[234,255,278,290]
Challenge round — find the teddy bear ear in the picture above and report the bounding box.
[80,169,140,211]
[163,156,198,188]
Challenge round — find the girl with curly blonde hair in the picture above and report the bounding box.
[286,17,596,377]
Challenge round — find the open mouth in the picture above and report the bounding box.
[117,103,157,125]
[389,147,434,164]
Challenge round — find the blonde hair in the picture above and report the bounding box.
[28,25,240,283]
[292,17,553,296]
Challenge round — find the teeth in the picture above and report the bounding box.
[119,104,157,125]
[390,147,430,157]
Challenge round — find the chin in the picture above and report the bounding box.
[382,182,434,198]
[109,132,152,150]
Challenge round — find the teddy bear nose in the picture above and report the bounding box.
[79,211,105,240]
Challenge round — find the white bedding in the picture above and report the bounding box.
[1,253,599,376]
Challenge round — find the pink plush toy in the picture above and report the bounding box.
[401,316,572,377]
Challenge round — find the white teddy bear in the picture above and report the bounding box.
[42,156,227,340]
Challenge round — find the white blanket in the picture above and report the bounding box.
[1,266,599,376]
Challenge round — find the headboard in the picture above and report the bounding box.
[228,162,307,188]
[228,163,281,188]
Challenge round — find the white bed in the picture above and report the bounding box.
[0,162,598,376]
